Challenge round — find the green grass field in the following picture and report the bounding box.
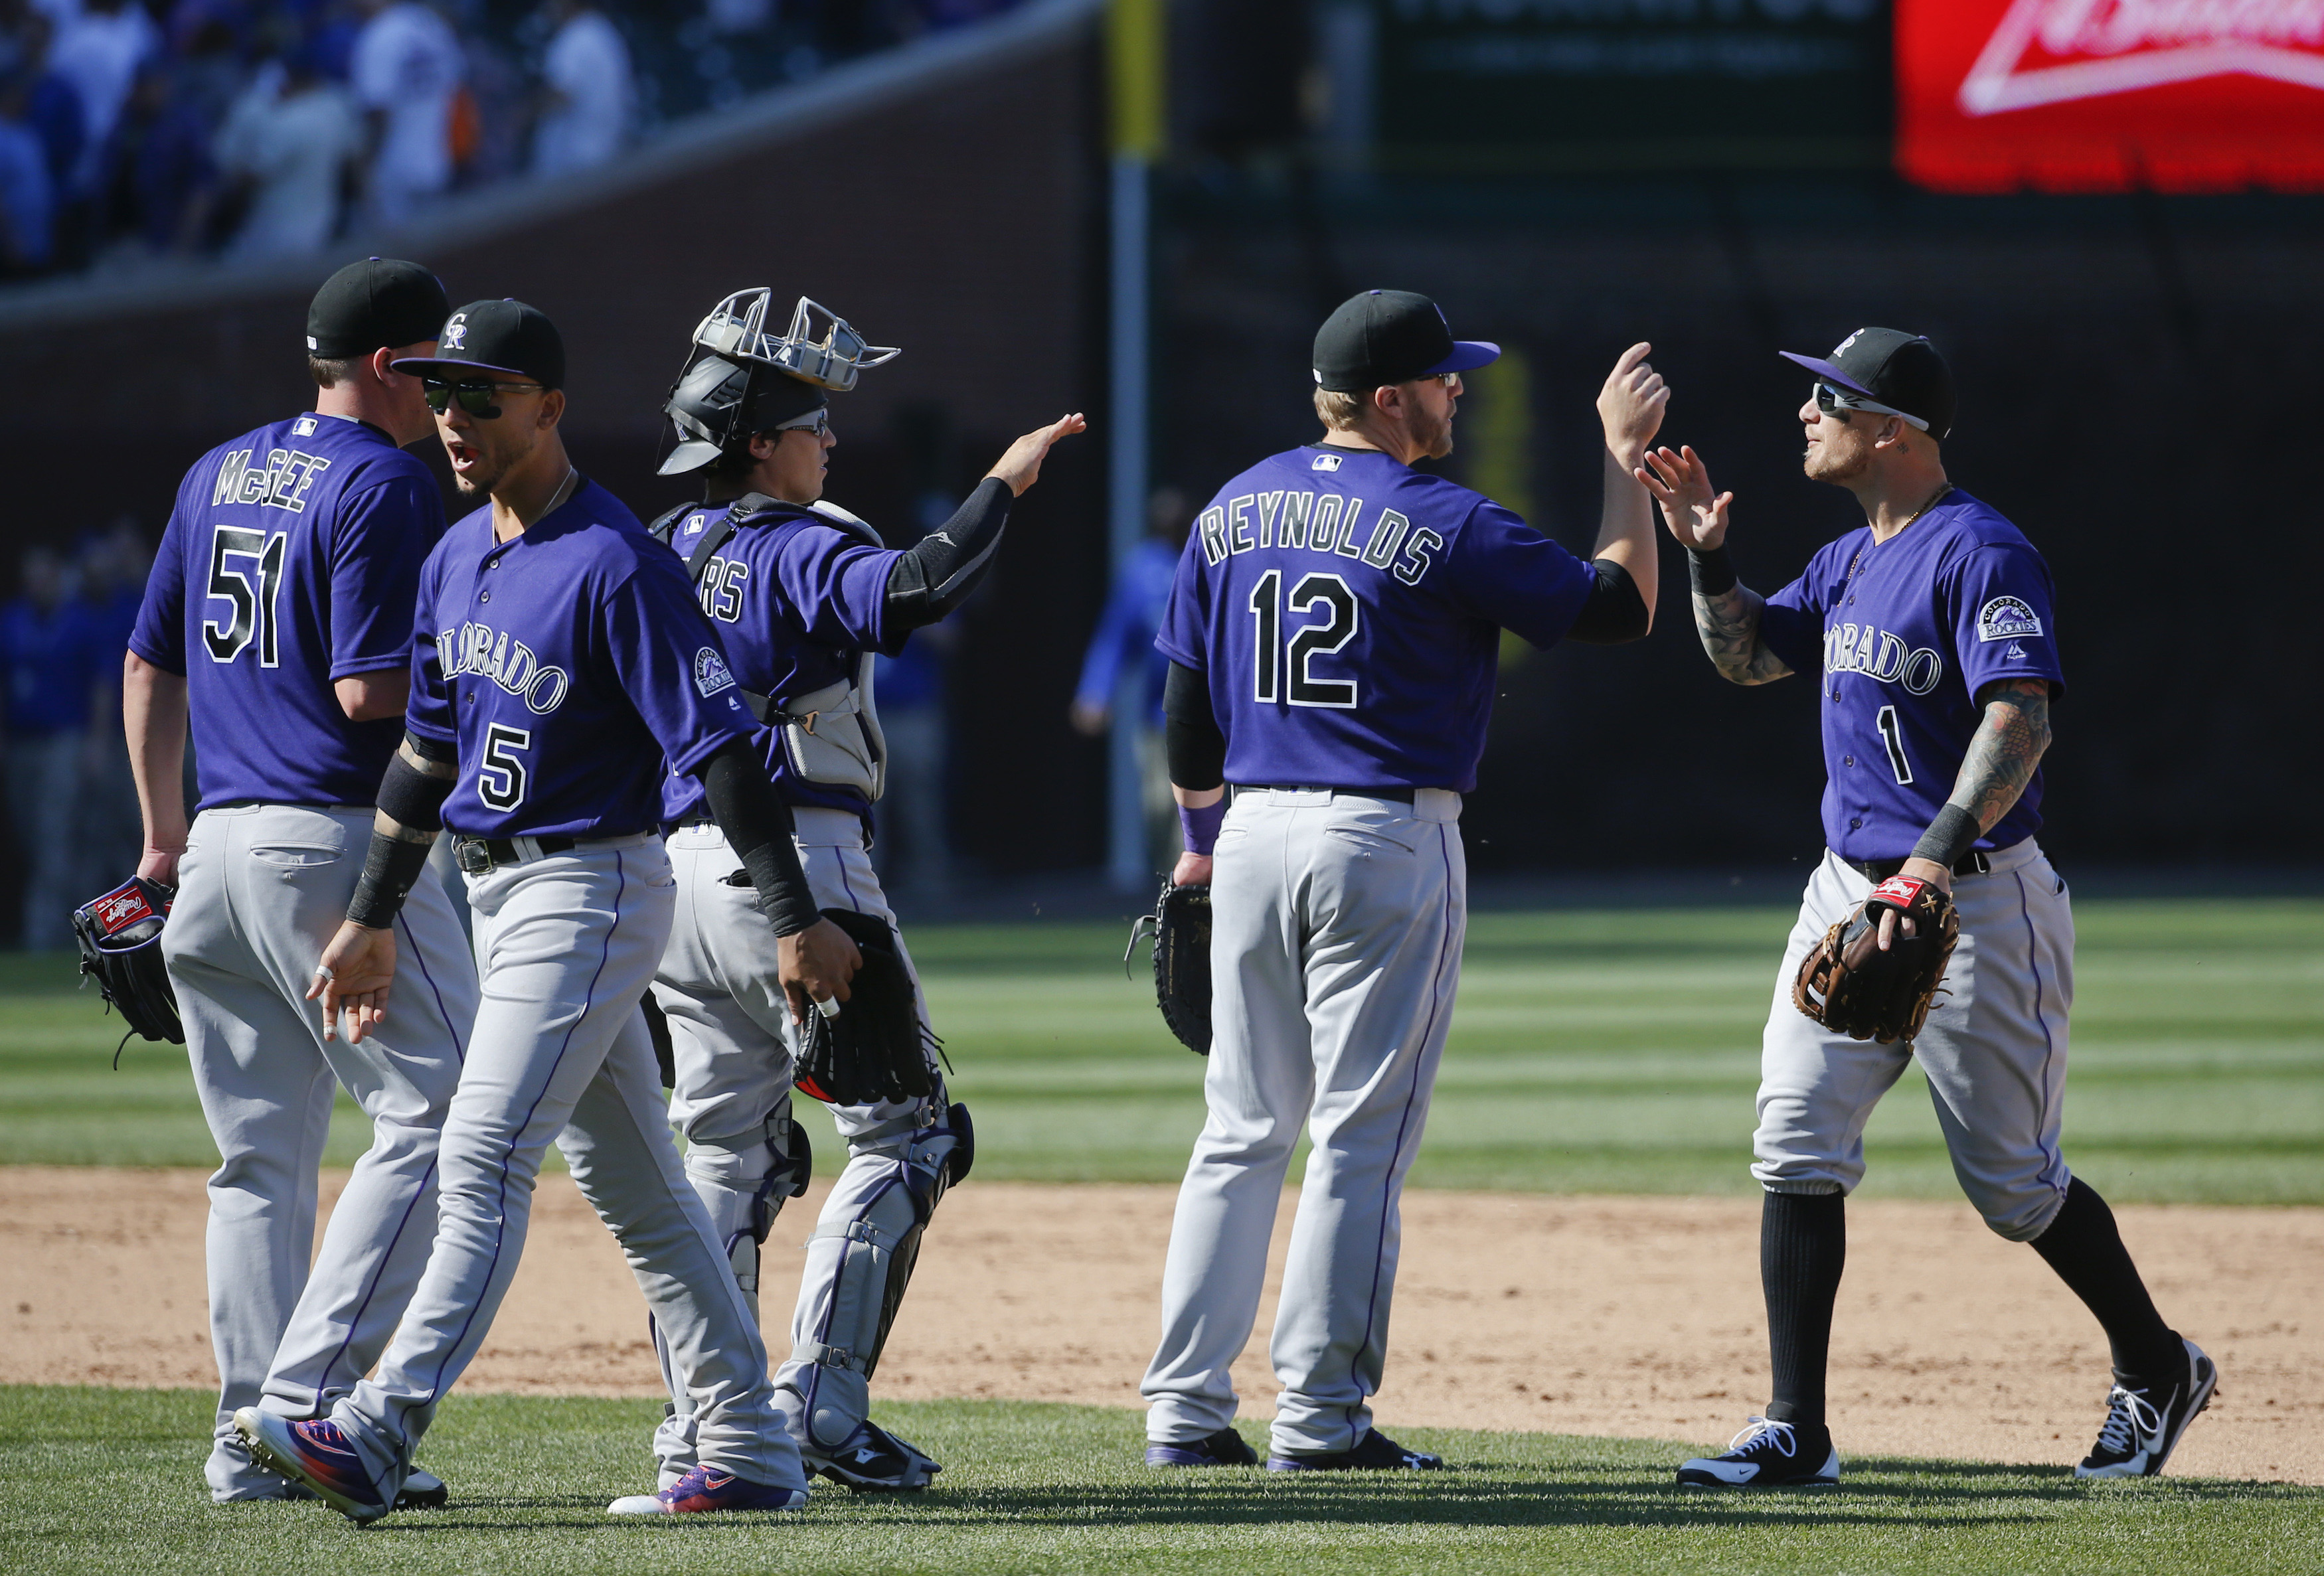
[3,1388,2319,1576]
[6,897,2321,1204]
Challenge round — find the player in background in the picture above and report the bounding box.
[234,299,855,1521]
[124,258,478,1506]
[1142,290,1667,1470]
[1644,329,2214,1488]
[645,289,1084,1491]
[1070,487,1195,874]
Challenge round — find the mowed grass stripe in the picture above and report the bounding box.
[2,898,2317,1203]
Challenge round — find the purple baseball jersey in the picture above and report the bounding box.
[657,501,904,823]
[407,479,757,839]
[1756,488,2066,862]
[131,413,445,811]
[1154,445,1596,793]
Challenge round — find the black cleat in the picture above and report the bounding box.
[1677,1418,1841,1488]
[396,1466,449,1510]
[1267,1429,1444,1472]
[1145,1427,1259,1467]
[2076,1338,2218,1479]
[803,1419,943,1492]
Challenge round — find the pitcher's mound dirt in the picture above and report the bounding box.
[3,1166,2313,1482]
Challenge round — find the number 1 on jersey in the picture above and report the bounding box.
[1248,569,1360,709]
[1876,704,1914,785]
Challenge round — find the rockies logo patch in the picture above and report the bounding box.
[1976,595,2042,643]
[693,647,736,697]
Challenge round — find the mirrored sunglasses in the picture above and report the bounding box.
[422,376,542,418]
[1814,381,1927,432]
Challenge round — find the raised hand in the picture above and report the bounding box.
[307,920,398,1044]
[985,413,1089,497]
[1597,343,1669,465]
[1637,444,1734,551]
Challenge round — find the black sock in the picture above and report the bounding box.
[1761,1190,1846,1430]
[2028,1177,2181,1384]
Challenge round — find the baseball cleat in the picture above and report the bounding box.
[607,1463,811,1514]
[1267,1429,1444,1472]
[1677,1417,1841,1488]
[397,1466,449,1510]
[801,1419,944,1493]
[232,1407,391,1523]
[1145,1426,1259,1467]
[2075,1337,2218,1479]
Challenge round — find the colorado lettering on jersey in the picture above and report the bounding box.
[209,447,335,513]
[1197,492,1442,586]
[1822,621,1944,696]
[439,621,572,714]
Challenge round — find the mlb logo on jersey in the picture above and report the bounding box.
[293,416,318,437]
[1311,453,1344,471]
[1977,595,2043,642]
[693,647,736,698]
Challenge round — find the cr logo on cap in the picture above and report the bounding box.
[443,313,469,350]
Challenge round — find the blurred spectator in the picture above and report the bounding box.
[0,67,53,271]
[351,0,460,226]
[48,0,155,198]
[2,545,101,949]
[704,0,770,33]
[531,0,629,179]
[108,52,218,252]
[874,620,954,900]
[76,517,149,888]
[1070,488,1193,874]
[14,14,86,211]
[214,41,363,257]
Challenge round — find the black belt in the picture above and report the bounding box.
[211,799,370,812]
[1233,784,1418,804]
[452,834,576,875]
[1849,850,1992,882]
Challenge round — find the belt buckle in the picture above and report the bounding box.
[454,839,493,877]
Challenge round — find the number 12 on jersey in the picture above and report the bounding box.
[1248,570,1360,708]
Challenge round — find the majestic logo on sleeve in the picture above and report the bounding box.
[1824,621,1945,695]
[693,647,736,698]
[1976,595,2044,642]
[1961,1,2324,116]
[442,623,571,714]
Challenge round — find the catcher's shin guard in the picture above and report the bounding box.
[684,1097,813,1321]
[780,1102,972,1453]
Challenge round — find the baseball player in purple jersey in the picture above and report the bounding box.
[1141,289,1668,1470]
[232,299,859,1521]
[124,258,476,1508]
[641,289,1082,1492]
[1643,329,2214,1488]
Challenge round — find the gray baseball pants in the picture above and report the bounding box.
[325,835,804,1494]
[164,803,477,1502]
[649,808,952,1479]
[1143,787,1466,1457]
[1754,840,2075,1240]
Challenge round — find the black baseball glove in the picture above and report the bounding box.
[793,907,939,1108]
[1793,874,1960,1045]
[1127,880,1211,1054]
[74,876,184,1055]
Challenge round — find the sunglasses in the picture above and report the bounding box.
[774,409,832,438]
[1813,381,1928,432]
[422,376,542,418]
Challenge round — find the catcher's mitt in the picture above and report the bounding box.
[1793,874,1959,1044]
[1125,880,1211,1055]
[74,876,184,1058]
[794,907,939,1108]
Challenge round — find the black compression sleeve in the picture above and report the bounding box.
[375,753,453,832]
[1564,558,1651,645]
[697,742,819,936]
[1162,661,1226,791]
[883,477,1013,629]
[1688,542,1738,597]
[1910,803,1982,869]
[347,833,432,929]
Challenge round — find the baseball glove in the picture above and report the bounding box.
[1793,874,1959,1044]
[793,907,939,1108]
[73,876,184,1057]
[1126,880,1211,1055]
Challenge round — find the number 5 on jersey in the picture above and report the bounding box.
[1249,570,1359,708]
[477,724,531,811]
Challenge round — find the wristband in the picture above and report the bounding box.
[742,839,821,937]
[1687,543,1737,597]
[1179,798,1228,856]
[1910,803,1982,870]
[347,832,430,929]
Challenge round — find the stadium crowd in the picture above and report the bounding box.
[0,0,1025,281]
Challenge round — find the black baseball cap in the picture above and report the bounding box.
[1780,328,1955,441]
[1313,289,1499,393]
[391,299,566,389]
[306,257,448,358]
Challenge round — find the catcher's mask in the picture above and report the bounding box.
[657,289,900,477]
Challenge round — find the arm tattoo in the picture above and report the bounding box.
[1948,677,2052,831]
[1691,584,1794,686]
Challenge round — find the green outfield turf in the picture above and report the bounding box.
[2,1387,2316,1576]
[3,897,2319,1204]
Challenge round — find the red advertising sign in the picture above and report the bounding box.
[1897,1,2324,192]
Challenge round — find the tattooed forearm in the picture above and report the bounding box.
[1692,584,1795,686]
[1948,677,2052,831]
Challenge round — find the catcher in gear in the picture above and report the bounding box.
[1644,328,2211,1490]
[641,287,1082,1492]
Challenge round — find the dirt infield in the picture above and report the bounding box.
[4,1166,2314,1483]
